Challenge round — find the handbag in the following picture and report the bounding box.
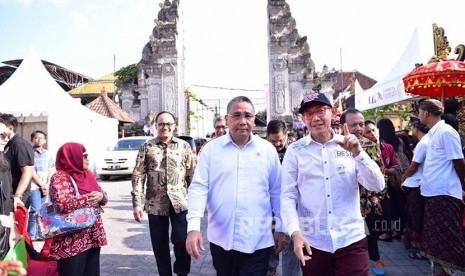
[387,152,410,191]
[36,175,97,239]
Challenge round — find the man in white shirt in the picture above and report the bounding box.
[281,93,385,276]
[186,96,286,275]
[417,99,465,274]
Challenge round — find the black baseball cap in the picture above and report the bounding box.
[298,92,332,114]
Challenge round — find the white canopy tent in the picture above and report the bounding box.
[0,49,118,168]
[355,28,423,111]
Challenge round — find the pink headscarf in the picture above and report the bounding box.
[55,142,99,194]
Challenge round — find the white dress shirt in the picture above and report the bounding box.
[281,133,385,253]
[421,120,464,199]
[403,135,429,188]
[187,133,282,253]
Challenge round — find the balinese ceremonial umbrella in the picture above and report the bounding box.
[402,60,465,103]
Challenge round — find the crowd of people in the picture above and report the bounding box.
[132,95,464,276]
[0,92,464,276]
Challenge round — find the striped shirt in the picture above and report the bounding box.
[32,147,54,190]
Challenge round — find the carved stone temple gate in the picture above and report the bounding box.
[118,0,335,133]
[267,0,335,128]
[119,0,186,132]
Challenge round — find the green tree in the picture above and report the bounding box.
[115,64,137,84]
[362,102,413,123]
[185,88,197,135]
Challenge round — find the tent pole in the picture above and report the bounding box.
[441,87,445,105]
[21,116,26,138]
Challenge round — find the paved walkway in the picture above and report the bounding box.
[34,177,437,275]
[376,240,432,276]
[187,225,434,276]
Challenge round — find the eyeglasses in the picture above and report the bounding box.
[215,125,227,130]
[302,106,330,119]
[268,137,287,146]
[228,113,255,121]
[157,122,175,128]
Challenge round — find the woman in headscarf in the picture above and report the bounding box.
[48,142,107,276]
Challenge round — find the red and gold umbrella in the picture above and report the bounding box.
[402,60,465,103]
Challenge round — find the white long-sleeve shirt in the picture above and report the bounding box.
[403,134,429,188]
[187,133,282,253]
[281,134,385,253]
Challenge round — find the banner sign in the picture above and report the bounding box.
[355,77,412,111]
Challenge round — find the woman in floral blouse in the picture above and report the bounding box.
[48,142,107,276]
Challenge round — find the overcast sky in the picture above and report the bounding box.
[1,0,464,105]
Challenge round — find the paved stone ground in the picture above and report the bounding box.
[33,177,437,275]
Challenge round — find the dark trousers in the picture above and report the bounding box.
[57,247,101,276]
[390,188,406,233]
[301,238,369,276]
[382,185,406,234]
[365,213,382,261]
[210,242,271,276]
[148,204,190,276]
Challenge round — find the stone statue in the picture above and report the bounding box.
[301,60,315,81]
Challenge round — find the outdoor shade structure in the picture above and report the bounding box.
[0,49,118,170]
[403,60,465,103]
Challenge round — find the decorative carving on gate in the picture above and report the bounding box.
[164,76,176,113]
[273,57,287,71]
[429,23,465,63]
[120,1,186,132]
[267,0,330,125]
[274,75,286,114]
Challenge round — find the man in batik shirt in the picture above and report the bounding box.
[340,109,387,276]
[131,111,196,276]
